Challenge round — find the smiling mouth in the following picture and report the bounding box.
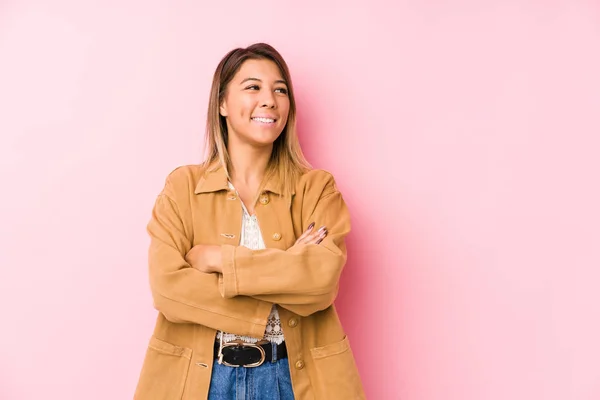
[251,117,276,124]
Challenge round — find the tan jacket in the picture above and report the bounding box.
[134,164,365,399]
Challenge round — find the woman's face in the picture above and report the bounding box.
[220,59,290,148]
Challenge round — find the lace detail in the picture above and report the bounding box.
[218,306,284,345]
[241,211,261,250]
[217,183,285,345]
[264,306,284,343]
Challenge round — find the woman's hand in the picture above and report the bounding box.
[186,223,326,273]
[185,245,223,274]
[293,222,328,246]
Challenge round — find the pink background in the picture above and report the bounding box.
[1,1,599,399]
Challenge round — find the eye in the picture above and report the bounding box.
[275,87,288,94]
[245,85,260,90]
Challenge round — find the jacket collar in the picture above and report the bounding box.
[194,164,289,196]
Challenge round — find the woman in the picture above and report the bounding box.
[135,43,365,400]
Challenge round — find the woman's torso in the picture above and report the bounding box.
[134,164,365,400]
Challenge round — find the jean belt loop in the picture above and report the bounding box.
[271,342,277,363]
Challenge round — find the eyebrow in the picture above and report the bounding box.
[240,77,288,86]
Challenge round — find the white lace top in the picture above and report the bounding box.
[216,183,285,345]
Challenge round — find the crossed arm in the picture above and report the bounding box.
[147,172,350,336]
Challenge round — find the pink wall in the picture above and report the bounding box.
[1,1,599,399]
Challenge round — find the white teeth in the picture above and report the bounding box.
[252,117,275,123]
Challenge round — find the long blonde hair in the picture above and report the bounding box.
[202,43,311,197]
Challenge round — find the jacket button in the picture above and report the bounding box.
[295,360,305,370]
[259,194,270,205]
[272,233,282,241]
[288,318,298,328]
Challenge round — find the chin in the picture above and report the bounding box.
[248,132,283,146]
[251,137,280,147]
[231,126,283,148]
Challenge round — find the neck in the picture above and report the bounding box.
[227,139,273,187]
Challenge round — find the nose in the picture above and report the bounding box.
[260,90,276,109]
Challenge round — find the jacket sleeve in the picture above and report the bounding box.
[218,176,350,317]
[146,176,272,338]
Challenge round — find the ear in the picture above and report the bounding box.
[219,100,228,117]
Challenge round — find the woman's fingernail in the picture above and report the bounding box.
[308,222,315,230]
[318,226,326,233]
[316,238,323,244]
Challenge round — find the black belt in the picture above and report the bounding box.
[213,340,288,367]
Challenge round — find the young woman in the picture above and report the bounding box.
[135,43,365,400]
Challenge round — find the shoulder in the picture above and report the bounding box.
[165,164,207,182]
[161,164,208,197]
[296,169,340,197]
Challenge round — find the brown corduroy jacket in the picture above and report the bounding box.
[134,164,365,399]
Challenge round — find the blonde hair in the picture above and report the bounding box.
[202,43,311,197]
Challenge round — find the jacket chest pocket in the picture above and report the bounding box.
[191,195,242,247]
[310,336,365,399]
[135,336,193,400]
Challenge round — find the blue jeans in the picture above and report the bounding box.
[208,355,295,400]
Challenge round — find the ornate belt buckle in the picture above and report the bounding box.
[218,342,266,368]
